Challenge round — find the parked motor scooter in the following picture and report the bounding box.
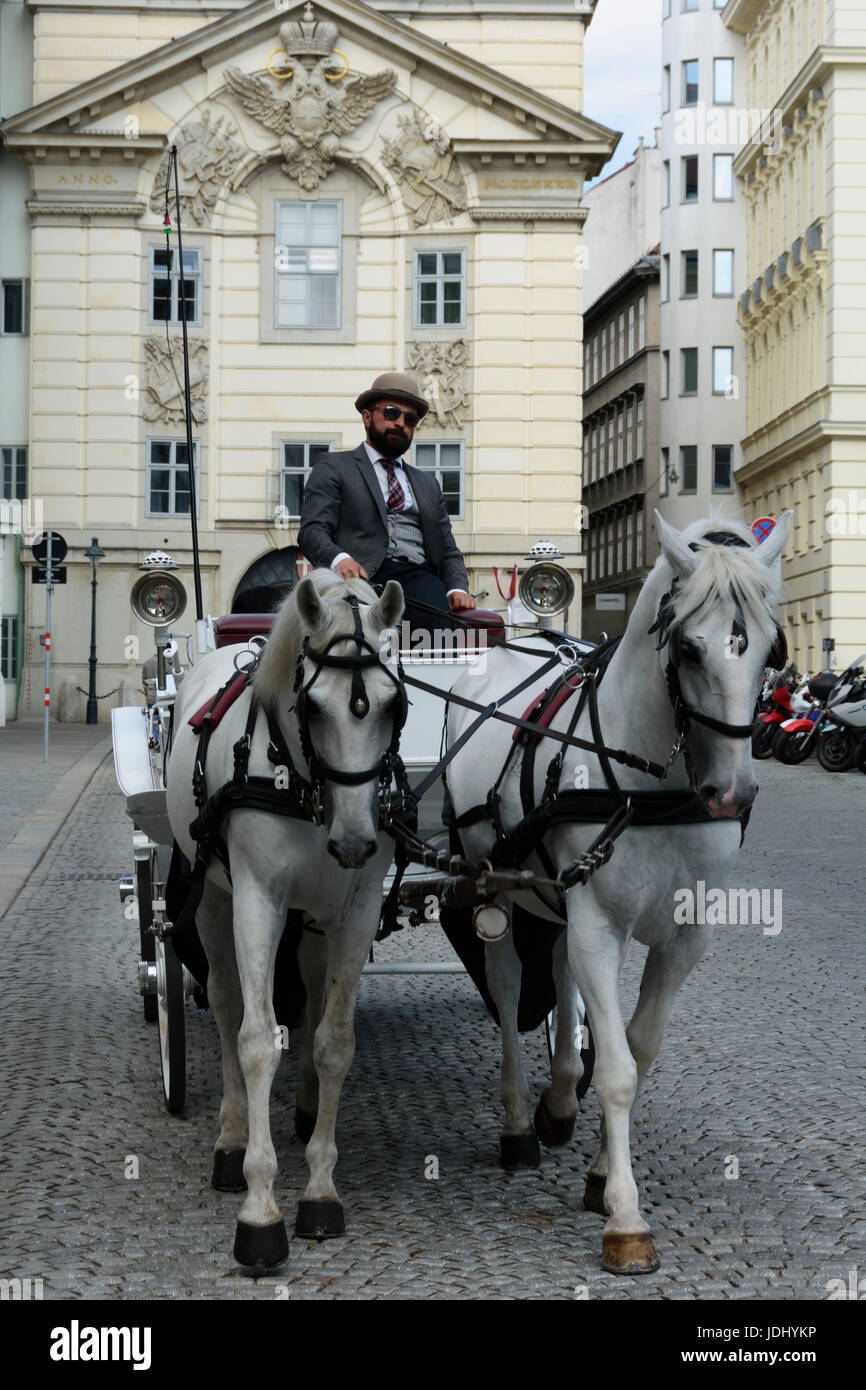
[772,670,836,764]
[816,655,866,771]
[752,679,794,759]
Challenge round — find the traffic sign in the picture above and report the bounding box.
[751,517,776,544]
[32,531,68,564]
[32,566,67,584]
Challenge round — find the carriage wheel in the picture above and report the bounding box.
[135,854,157,1024]
[155,932,186,1114]
[545,1005,595,1100]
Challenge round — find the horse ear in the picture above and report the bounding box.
[755,510,792,568]
[654,510,699,577]
[369,580,404,633]
[295,575,326,632]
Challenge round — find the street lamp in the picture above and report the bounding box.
[84,537,105,725]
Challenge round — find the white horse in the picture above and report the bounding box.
[166,570,404,1267]
[445,512,791,1275]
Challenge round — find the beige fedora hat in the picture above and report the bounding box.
[355,371,429,420]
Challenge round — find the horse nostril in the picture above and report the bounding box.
[326,839,340,861]
[363,839,377,863]
[701,784,717,804]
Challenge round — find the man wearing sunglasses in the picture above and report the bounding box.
[298,371,475,629]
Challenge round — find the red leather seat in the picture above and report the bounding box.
[214,609,507,652]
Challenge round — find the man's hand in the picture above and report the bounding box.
[335,557,369,580]
[447,590,476,612]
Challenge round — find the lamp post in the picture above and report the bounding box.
[84,537,105,725]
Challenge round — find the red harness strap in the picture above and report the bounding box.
[188,670,251,731]
[513,681,580,744]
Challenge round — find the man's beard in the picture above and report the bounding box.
[367,417,408,458]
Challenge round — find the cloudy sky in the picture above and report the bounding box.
[583,0,663,188]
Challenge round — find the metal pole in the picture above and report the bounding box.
[43,533,52,763]
[171,147,204,633]
[86,554,98,724]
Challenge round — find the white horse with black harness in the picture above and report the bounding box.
[442,512,791,1274]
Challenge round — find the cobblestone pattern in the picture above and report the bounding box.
[1,758,863,1300]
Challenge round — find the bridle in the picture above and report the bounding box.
[292,595,408,811]
[647,531,787,751]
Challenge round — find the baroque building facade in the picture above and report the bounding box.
[724,0,866,670]
[0,0,617,719]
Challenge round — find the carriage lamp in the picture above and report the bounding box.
[131,559,188,692]
[84,537,106,725]
[518,541,576,629]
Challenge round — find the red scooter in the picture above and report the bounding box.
[751,680,793,759]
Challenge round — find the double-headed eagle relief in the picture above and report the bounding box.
[223,4,396,191]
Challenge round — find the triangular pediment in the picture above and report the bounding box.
[1,0,617,170]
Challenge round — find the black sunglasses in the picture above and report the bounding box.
[377,404,419,429]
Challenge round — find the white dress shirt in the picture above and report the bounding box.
[329,442,466,595]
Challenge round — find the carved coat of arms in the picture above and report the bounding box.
[382,109,468,227]
[150,110,246,226]
[407,341,470,431]
[223,5,396,191]
[142,336,208,426]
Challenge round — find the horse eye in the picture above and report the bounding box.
[680,639,702,664]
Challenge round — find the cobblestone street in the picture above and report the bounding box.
[1,750,864,1301]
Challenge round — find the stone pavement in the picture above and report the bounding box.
[0,746,863,1301]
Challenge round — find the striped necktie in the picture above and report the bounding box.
[381,460,406,513]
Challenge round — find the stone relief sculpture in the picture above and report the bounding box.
[142,336,208,426]
[150,110,246,225]
[407,340,470,431]
[223,4,396,191]
[382,109,468,227]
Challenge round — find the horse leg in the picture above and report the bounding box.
[295,884,382,1240]
[484,921,540,1170]
[294,924,327,1144]
[230,873,288,1268]
[195,876,248,1194]
[534,930,581,1149]
[568,901,659,1274]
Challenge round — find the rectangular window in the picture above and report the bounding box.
[146,438,200,517]
[682,249,699,296]
[601,327,608,377]
[628,303,636,354]
[2,279,29,335]
[636,398,644,458]
[638,297,646,349]
[1,445,27,500]
[713,248,734,295]
[682,0,699,10]
[626,401,634,464]
[606,521,613,578]
[1,615,18,681]
[413,440,464,518]
[275,200,341,329]
[682,347,698,394]
[588,531,595,583]
[712,444,734,492]
[636,510,644,567]
[616,405,624,469]
[683,59,699,106]
[280,440,334,520]
[626,513,634,572]
[682,155,699,202]
[662,351,670,399]
[618,312,626,364]
[662,160,671,208]
[615,516,623,574]
[149,247,202,326]
[714,57,734,104]
[714,153,734,200]
[592,333,599,383]
[413,249,466,328]
[713,346,734,394]
[680,445,698,492]
[607,416,614,474]
[662,255,670,302]
[663,0,671,17]
[663,66,671,113]
[660,447,670,498]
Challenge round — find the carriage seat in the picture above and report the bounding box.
[214,609,507,652]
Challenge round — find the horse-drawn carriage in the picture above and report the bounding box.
[111,512,793,1276]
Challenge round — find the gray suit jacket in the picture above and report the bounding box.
[297,443,469,592]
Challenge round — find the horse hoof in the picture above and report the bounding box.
[499,1133,541,1170]
[212,1149,246,1192]
[295,1199,345,1241]
[601,1230,660,1276]
[583,1171,607,1216]
[534,1096,576,1148]
[295,1106,317,1144]
[233,1219,288,1269]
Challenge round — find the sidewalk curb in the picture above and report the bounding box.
[0,737,113,921]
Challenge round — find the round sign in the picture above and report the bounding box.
[32,531,68,564]
[751,517,776,544]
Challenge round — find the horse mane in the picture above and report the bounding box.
[252,568,379,711]
[661,517,784,647]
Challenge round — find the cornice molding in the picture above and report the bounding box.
[469,205,587,222]
[733,47,866,177]
[722,0,771,37]
[26,199,146,218]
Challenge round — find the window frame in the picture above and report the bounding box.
[146,437,201,519]
[1,278,30,336]
[1,445,27,501]
[681,347,699,396]
[278,439,335,522]
[148,245,202,327]
[713,153,735,201]
[682,155,699,202]
[681,249,699,297]
[713,345,734,395]
[274,198,343,332]
[412,439,465,521]
[682,59,699,107]
[413,249,467,330]
[1,614,18,682]
[712,444,734,493]
[713,248,735,296]
[713,56,735,105]
[679,445,698,493]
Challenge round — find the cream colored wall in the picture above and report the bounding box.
[407,15,584,107]
[32,9,219,103]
